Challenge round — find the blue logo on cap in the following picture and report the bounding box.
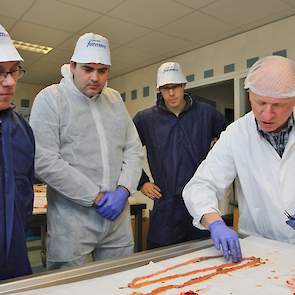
[163,68,178,72]
[0,32,8,37]
[87,40,106,49]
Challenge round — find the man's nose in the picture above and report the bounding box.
[90,71,100,81]
[2,73,16,86]
[262,105,275,119]
[168,88,175,95]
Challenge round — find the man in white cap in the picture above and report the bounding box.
[133,62,226,249]
[0,24,35,280]
[29,33,143,270]
[183,55,295,263]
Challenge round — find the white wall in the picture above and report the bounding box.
[110,15,295,110]
[14,81,44,112]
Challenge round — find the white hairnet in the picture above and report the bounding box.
[71,33,111,65]
[244,55,295,98]
[157,62,187,89]
[0,24,23,62]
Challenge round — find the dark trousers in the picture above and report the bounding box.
[147,195,210,250]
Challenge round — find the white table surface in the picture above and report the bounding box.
[13,236,295,295]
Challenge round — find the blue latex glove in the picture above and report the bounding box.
[286,219,295,230]
[285,210,295,230]
[95,187,129,221]
[208,220,242,262]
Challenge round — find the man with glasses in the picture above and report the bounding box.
[133,62,226,249]
[0,24,35,280]
[30,33,143,270]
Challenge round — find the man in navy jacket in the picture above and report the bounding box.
[0,24,35,280]
[133,62,226,249]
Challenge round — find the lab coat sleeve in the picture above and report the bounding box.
[133,112,150,190]
[213,109,227,137]
[183,127,237,229]
[133,111,146,145]
[25,121,35,230]
[117,112,144,194]
[29,88,100,207]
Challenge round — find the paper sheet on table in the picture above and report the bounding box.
[13,236,295,295]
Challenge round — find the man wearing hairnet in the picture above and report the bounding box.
[29,33,143,270]
[0,24,35,280]
[183,55,295,263]
[133,62,226,249]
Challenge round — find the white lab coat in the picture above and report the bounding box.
[183,111,295,244]
[29,65,144,262]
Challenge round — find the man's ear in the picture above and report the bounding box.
[70,61,76,74]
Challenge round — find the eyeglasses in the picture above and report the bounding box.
[0,66,26,82]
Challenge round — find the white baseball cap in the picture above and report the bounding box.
[157,62,187,89]
[71,33,111,65]
[244,55,295,98]
[0,24,23,62]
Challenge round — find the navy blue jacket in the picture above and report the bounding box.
[133,93,226,246]
[0,109,35,280]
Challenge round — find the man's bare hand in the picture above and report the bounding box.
[140,182,162,200]
[94,192,104,205]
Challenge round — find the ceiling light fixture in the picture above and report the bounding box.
[12,40,53,54]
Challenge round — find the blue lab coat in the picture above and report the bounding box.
[133,93,226,247]
[0,109,35,280]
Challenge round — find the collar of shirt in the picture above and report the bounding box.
[256,114,294,136]
[256,114,294,157]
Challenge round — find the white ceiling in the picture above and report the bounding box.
[1,0,295,86]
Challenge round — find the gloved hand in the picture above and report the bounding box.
[95,187,129,221]
[208,220,242,262]
[285,210,295,230]
[286,219,295,230]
